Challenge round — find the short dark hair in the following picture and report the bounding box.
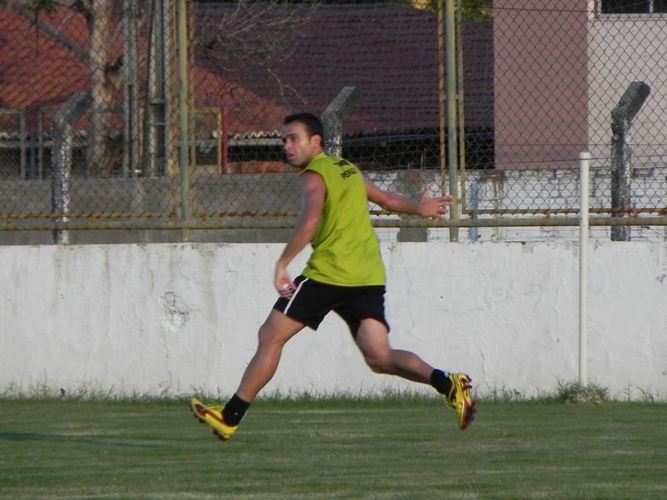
[283,113,325,142]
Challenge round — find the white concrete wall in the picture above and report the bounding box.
[2,241,666,400]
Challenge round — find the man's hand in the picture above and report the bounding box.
[417,186,453,219]
[275,265,295,298]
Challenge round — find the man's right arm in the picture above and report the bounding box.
[275,172,326,296]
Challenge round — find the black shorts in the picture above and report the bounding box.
[273,275,390,337]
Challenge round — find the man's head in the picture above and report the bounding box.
[281,113,325,168]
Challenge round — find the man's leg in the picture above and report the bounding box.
[191,309,304,440]
[354,318,475,430]
[235,309,305,402]
[354,318,433,383]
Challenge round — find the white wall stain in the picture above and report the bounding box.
[160,292,190,330]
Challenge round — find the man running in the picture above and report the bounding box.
[191,113,475,440]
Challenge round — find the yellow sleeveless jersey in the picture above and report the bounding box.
[301,153,385,287]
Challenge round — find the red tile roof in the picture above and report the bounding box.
[0,6,289,137]
[1,4,493,138]
[0,10,89,112]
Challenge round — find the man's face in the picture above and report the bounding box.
[281,121,320,169]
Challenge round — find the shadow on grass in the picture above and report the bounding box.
[0,431,168,448]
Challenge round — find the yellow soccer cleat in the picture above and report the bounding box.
[190,397,238,441]
[445,374,476,430]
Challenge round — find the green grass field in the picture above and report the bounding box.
[1,397,666,499]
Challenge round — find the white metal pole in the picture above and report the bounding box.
[579,152,590,387]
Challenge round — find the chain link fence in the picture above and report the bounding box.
[0,0,666,243]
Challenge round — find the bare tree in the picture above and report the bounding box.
[15,0,318,177]
[15,0,143,176]
[197,0,319,106]
[72,0,125,175]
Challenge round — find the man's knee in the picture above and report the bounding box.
[363,351,392,374]
[257,322,281,346]
[256,311,303,348]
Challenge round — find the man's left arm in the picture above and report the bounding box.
[364,177,452,219]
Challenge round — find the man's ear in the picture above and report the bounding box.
[312,134,323,148]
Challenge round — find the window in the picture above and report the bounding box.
[601,0,667,13]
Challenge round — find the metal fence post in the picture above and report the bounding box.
[610,82,650,241]
[322,86,359,157]
[177,0,191,242]
[445,0,459,242]
[123,0,140,178]
[437,0,447,220]
[19,111,26,180]
[51,92,92,245]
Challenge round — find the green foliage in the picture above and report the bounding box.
[21,0,59,44]
[197,0,414,5]
[195,0,486,13]
[426,0,493,23]
[22,0,58,16]
[6,379,664,404]
[553,380,610,404]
